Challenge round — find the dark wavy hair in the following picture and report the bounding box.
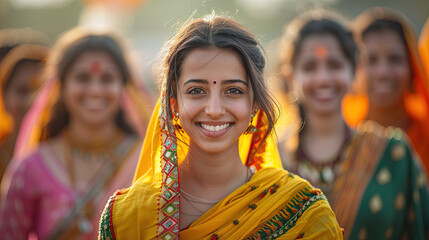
[43,29,135,139]
[156,13,278,152]
[278,10,358,126]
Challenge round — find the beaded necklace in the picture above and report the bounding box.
[296,124,352,192]
[62,129,123,234]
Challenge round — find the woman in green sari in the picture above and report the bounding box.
[276,9,429,239]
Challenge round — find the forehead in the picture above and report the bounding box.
[363,29,407,52]
[8,61,41,86]
[298,34,344,57]
[70,50,118,69]
[179,47,247,81]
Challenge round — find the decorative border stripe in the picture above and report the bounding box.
[99,190,123,240]
[247,186,326,240]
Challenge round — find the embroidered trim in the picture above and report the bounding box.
[99,190,123,240]
[247,186,326,240]
[157,97,180,240]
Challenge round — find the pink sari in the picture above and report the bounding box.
[0,136,140,240]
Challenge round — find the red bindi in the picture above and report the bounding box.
[213,81,216,84]
[91,61,101,73]
[315,45,328,59]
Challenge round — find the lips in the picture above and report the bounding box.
[197,122,233,137]
[313,88,337,101]
[82,98,106,111]
[372,81,395,95]
[200,123,231,132]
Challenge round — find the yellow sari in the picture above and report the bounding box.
[99,96,343,239]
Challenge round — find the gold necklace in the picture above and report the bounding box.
[180,167,251,216]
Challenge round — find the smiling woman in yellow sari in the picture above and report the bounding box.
[99,13,343,240]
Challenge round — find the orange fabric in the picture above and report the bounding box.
[419,18,429,80]
[343,8,429,172]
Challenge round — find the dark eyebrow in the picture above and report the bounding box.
[183,79,208,87]
[182,79,248,87]
[221,79,248,86]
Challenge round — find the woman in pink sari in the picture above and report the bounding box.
[0,27,152,239]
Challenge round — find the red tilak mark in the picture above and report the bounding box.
[91,62,101,73]
[213,81,217,84]
[315,45,328,59]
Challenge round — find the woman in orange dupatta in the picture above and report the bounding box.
[99,13,343,240]
[0,27,152,239]
[343,7,429,173]
[0,39,49,183]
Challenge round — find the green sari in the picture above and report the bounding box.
[279,120,429,239]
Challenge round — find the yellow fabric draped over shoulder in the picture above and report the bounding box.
[99,97,343,239]
[342,7,429,173]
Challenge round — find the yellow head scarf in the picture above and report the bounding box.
[130,14,283,238]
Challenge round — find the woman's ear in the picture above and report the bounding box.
[170,97,178,116]
[252,102,259,115]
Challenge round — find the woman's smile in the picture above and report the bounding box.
[197,122,234,137]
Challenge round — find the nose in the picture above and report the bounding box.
[315,65,331,85]
[373,58,390,80]
[205,92,225,118]
[87,78,103,96]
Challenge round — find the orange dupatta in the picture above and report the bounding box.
[342,7,429,173]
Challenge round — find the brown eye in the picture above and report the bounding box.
[301,61,317,72]
[101,74,115,84]
[75,72,90,84]
[389,54,407,65]
[327,59,344,70]
[225,88,243,95]
[367,54,378,65]
[187,87,205,95]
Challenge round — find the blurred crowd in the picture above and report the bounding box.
[0,4,428,240]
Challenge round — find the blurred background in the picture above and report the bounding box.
[1,0,428,92]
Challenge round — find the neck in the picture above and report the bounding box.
[67,120,119,148]
[367,102,409,129]
[179,141,248,200]
[300,110,346,164]
[304,111,344,137]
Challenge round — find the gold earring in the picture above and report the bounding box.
[173,112,183,131]
[244,112,258,134]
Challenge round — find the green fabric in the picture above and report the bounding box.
[350,134,429,240]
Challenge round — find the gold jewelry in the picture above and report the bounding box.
[180,167,251,216]
[244,112,258,134]
[173,112,183,131]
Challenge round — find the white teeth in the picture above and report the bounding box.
[315,88,335,98]
[201,123,230,132]
[83,99,105,109]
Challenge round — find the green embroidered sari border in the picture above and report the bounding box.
[247,186,327,240]
[99,190,123,240]
[269,195,327,239]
